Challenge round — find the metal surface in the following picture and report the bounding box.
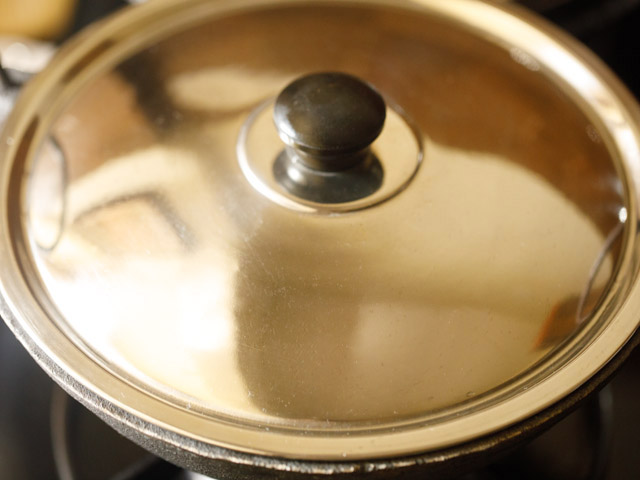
[0,0,640,476]
[3,312,638,480]
[272,148,384,203]
[239,95,421,211]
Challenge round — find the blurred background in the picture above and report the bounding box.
[2,0,638,111]
[0,0,639,479]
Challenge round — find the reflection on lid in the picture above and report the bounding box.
[23,4,624,428]
[29,136,614,423]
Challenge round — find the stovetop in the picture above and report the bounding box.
[1,1,640,479]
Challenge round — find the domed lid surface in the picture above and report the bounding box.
[1,0,640,461]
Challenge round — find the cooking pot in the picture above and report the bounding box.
[1,0,640,478]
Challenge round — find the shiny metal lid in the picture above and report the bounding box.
[2,0,640,462]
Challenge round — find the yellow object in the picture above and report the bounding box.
[0,0,76,39]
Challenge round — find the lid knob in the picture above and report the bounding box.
[273,72,386,171]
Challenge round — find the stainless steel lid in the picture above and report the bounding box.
[1,0,640,462]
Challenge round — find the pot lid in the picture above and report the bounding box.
[2,0,640,462]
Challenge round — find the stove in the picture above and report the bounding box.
[1,1,640,479]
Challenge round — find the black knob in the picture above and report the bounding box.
[273,72,386,171]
